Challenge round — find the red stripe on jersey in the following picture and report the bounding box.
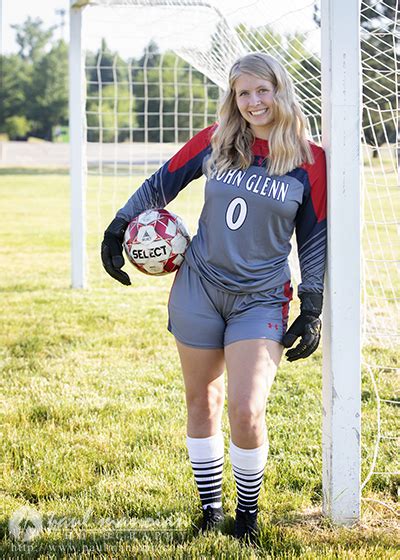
[302,144,327,223]
[281,281,293,331]
[252,139,326,223]
[168,124,215,173]
[252,137,269,158]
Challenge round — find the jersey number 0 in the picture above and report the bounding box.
[226,197,248,231]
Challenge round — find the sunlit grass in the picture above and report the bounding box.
[0,167,398,558]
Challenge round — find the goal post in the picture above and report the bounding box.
[321,0,361,525]
[69,0,399,528]
[69,1,87,289]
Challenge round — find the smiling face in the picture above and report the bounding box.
[234,73,275,140]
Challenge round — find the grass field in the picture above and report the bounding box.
[0,167,399,559]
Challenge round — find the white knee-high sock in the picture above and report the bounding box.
[230,436,269,514]
[186,432,225,510]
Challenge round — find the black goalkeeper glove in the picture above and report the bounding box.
[101,217,131,286]
[282,292,323,362]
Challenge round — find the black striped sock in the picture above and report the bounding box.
[232,465,264,513]
[191,455,224,509]
[230,438,269,514]
[187,433,225,510]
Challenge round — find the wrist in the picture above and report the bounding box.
[299,292,323,317]
[105,217,129,240]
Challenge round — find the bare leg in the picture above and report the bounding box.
[225,339,283,536]
[175,340,226,517]
[175,339,225,437]
[225,339,283,448]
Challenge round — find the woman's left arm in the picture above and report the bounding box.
[282,146,327,361]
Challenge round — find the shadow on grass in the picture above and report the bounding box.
[264,507,400,552]
[1,508,399,559]
[0,531,193,559]
[0,167,69,176]
[0,511,202,560]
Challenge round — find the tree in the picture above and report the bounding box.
[86,83,138,143]
[86,39,129,94]
[0,54,31,133]
[0,17,69,141]
[133,44,219,143]
[86,40,138,143]
[28,40,69,140]
[5,116,31,140]
[11,17,56,63]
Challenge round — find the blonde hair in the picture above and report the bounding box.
[208,52,314,176]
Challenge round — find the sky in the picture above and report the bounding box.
[1,0,318,57]
[2,0,70,53]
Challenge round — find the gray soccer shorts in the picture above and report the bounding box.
[167,262,292,349]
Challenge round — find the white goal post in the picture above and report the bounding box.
[69,0,363,525]
[321,0,361,524]
[69,3,86,289]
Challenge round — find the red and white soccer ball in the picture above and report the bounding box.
[123,209,191,275]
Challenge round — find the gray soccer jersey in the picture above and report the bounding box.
[116,125,327,295]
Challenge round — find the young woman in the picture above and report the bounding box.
[101,52,327,543]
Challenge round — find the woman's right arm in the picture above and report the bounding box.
[101,124,214,284]
[116,124,214,222]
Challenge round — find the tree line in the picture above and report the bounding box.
[85,39,220,144]
[1,18,68,141]
[0,17,220,143]
[0,6,396,152]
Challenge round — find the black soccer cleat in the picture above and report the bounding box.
[233,508,258,544]
[200,506,225,532]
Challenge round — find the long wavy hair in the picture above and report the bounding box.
[208,53,314,176]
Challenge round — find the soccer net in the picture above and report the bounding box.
[358,0,399,515]
[70,0,399,522]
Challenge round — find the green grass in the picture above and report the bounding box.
[0,168,399,559]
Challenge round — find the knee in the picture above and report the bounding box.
[186,384,224,418]
[228,399,265,431]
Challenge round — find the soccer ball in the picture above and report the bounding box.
[123,209,191,275]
